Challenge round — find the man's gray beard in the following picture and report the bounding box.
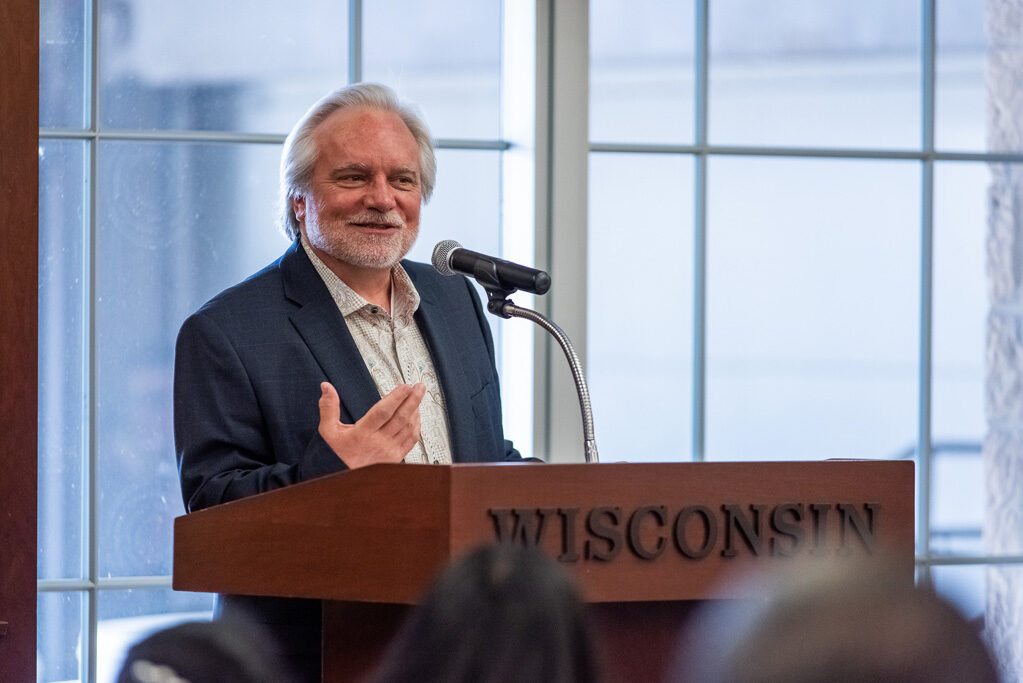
[307,214,418,270]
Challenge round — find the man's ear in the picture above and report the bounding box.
[293,195,306,223]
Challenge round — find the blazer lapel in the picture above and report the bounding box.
[413,277,476,463]
[280,241,380,422]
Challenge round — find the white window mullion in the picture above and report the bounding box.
[536,0,589,463]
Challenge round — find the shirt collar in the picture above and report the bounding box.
[301,236,420,320]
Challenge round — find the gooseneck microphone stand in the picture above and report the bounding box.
[473,263,599,464]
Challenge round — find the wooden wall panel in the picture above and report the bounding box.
[0,0,39,680]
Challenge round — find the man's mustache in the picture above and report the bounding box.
[346,211,406,229]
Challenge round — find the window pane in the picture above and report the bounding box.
[930,451,984,555]
[37,591,85,683]
[930,564,987,623]
[587,153,694,461]
[936,0,987,151]
[39,139,87,580]
[408,149,502,262]
[99,0,349,133]
[705,157,919,462]
[930,162,989,556]
[97,587,214,683]
[708,1,920,148]
[590,0,695,145]
[41,0,87,129]
[362,0,502,140]
[96,141,289,577]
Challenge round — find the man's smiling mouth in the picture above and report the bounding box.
[351,222,398,229]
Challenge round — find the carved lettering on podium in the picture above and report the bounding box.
[487,501,881,563]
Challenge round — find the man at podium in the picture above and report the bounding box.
[173,83,523,681]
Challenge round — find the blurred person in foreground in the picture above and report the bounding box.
[370,543,599,683]
[670,559,1000,683]
[175,82,527,681]
[116,620,294,683]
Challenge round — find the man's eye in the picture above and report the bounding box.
[339,175,364,183]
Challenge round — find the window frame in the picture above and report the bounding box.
[577,0,1023,581]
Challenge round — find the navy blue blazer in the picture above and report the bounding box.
[174,239,520,513]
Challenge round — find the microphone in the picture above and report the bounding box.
[432,240,551,295]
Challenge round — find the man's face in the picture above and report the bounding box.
[294,106,422,272]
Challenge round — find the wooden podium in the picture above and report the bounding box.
[173,460,914,682]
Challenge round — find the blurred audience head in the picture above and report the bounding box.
[671,559,1000,683]
[116,619,294,683]
[371,543,598,683]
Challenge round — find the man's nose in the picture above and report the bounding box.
[364,175,397,211]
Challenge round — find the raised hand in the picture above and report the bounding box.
[317,381,425,468]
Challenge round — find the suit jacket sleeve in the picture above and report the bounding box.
[174,310,345,512]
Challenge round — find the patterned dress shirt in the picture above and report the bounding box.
[302,238,453,464]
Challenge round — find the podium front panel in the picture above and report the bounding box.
[447,460,914,602]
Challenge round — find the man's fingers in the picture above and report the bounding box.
[358,383,413,431]
[318,381,342,429]
[395,416,422,456]
[381,383,426,436]
[320,382,425,465]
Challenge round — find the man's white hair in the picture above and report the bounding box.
[278,83,436,241]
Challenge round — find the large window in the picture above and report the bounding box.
[587,0,1012,641]
[38,1,529,680]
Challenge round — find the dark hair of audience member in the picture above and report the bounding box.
[671,560,1001,683]
[370,543,599,683]
[116,619,295,683]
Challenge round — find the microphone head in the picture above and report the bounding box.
[432,240,462,276]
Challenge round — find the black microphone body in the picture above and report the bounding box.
[432,241,551,295]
